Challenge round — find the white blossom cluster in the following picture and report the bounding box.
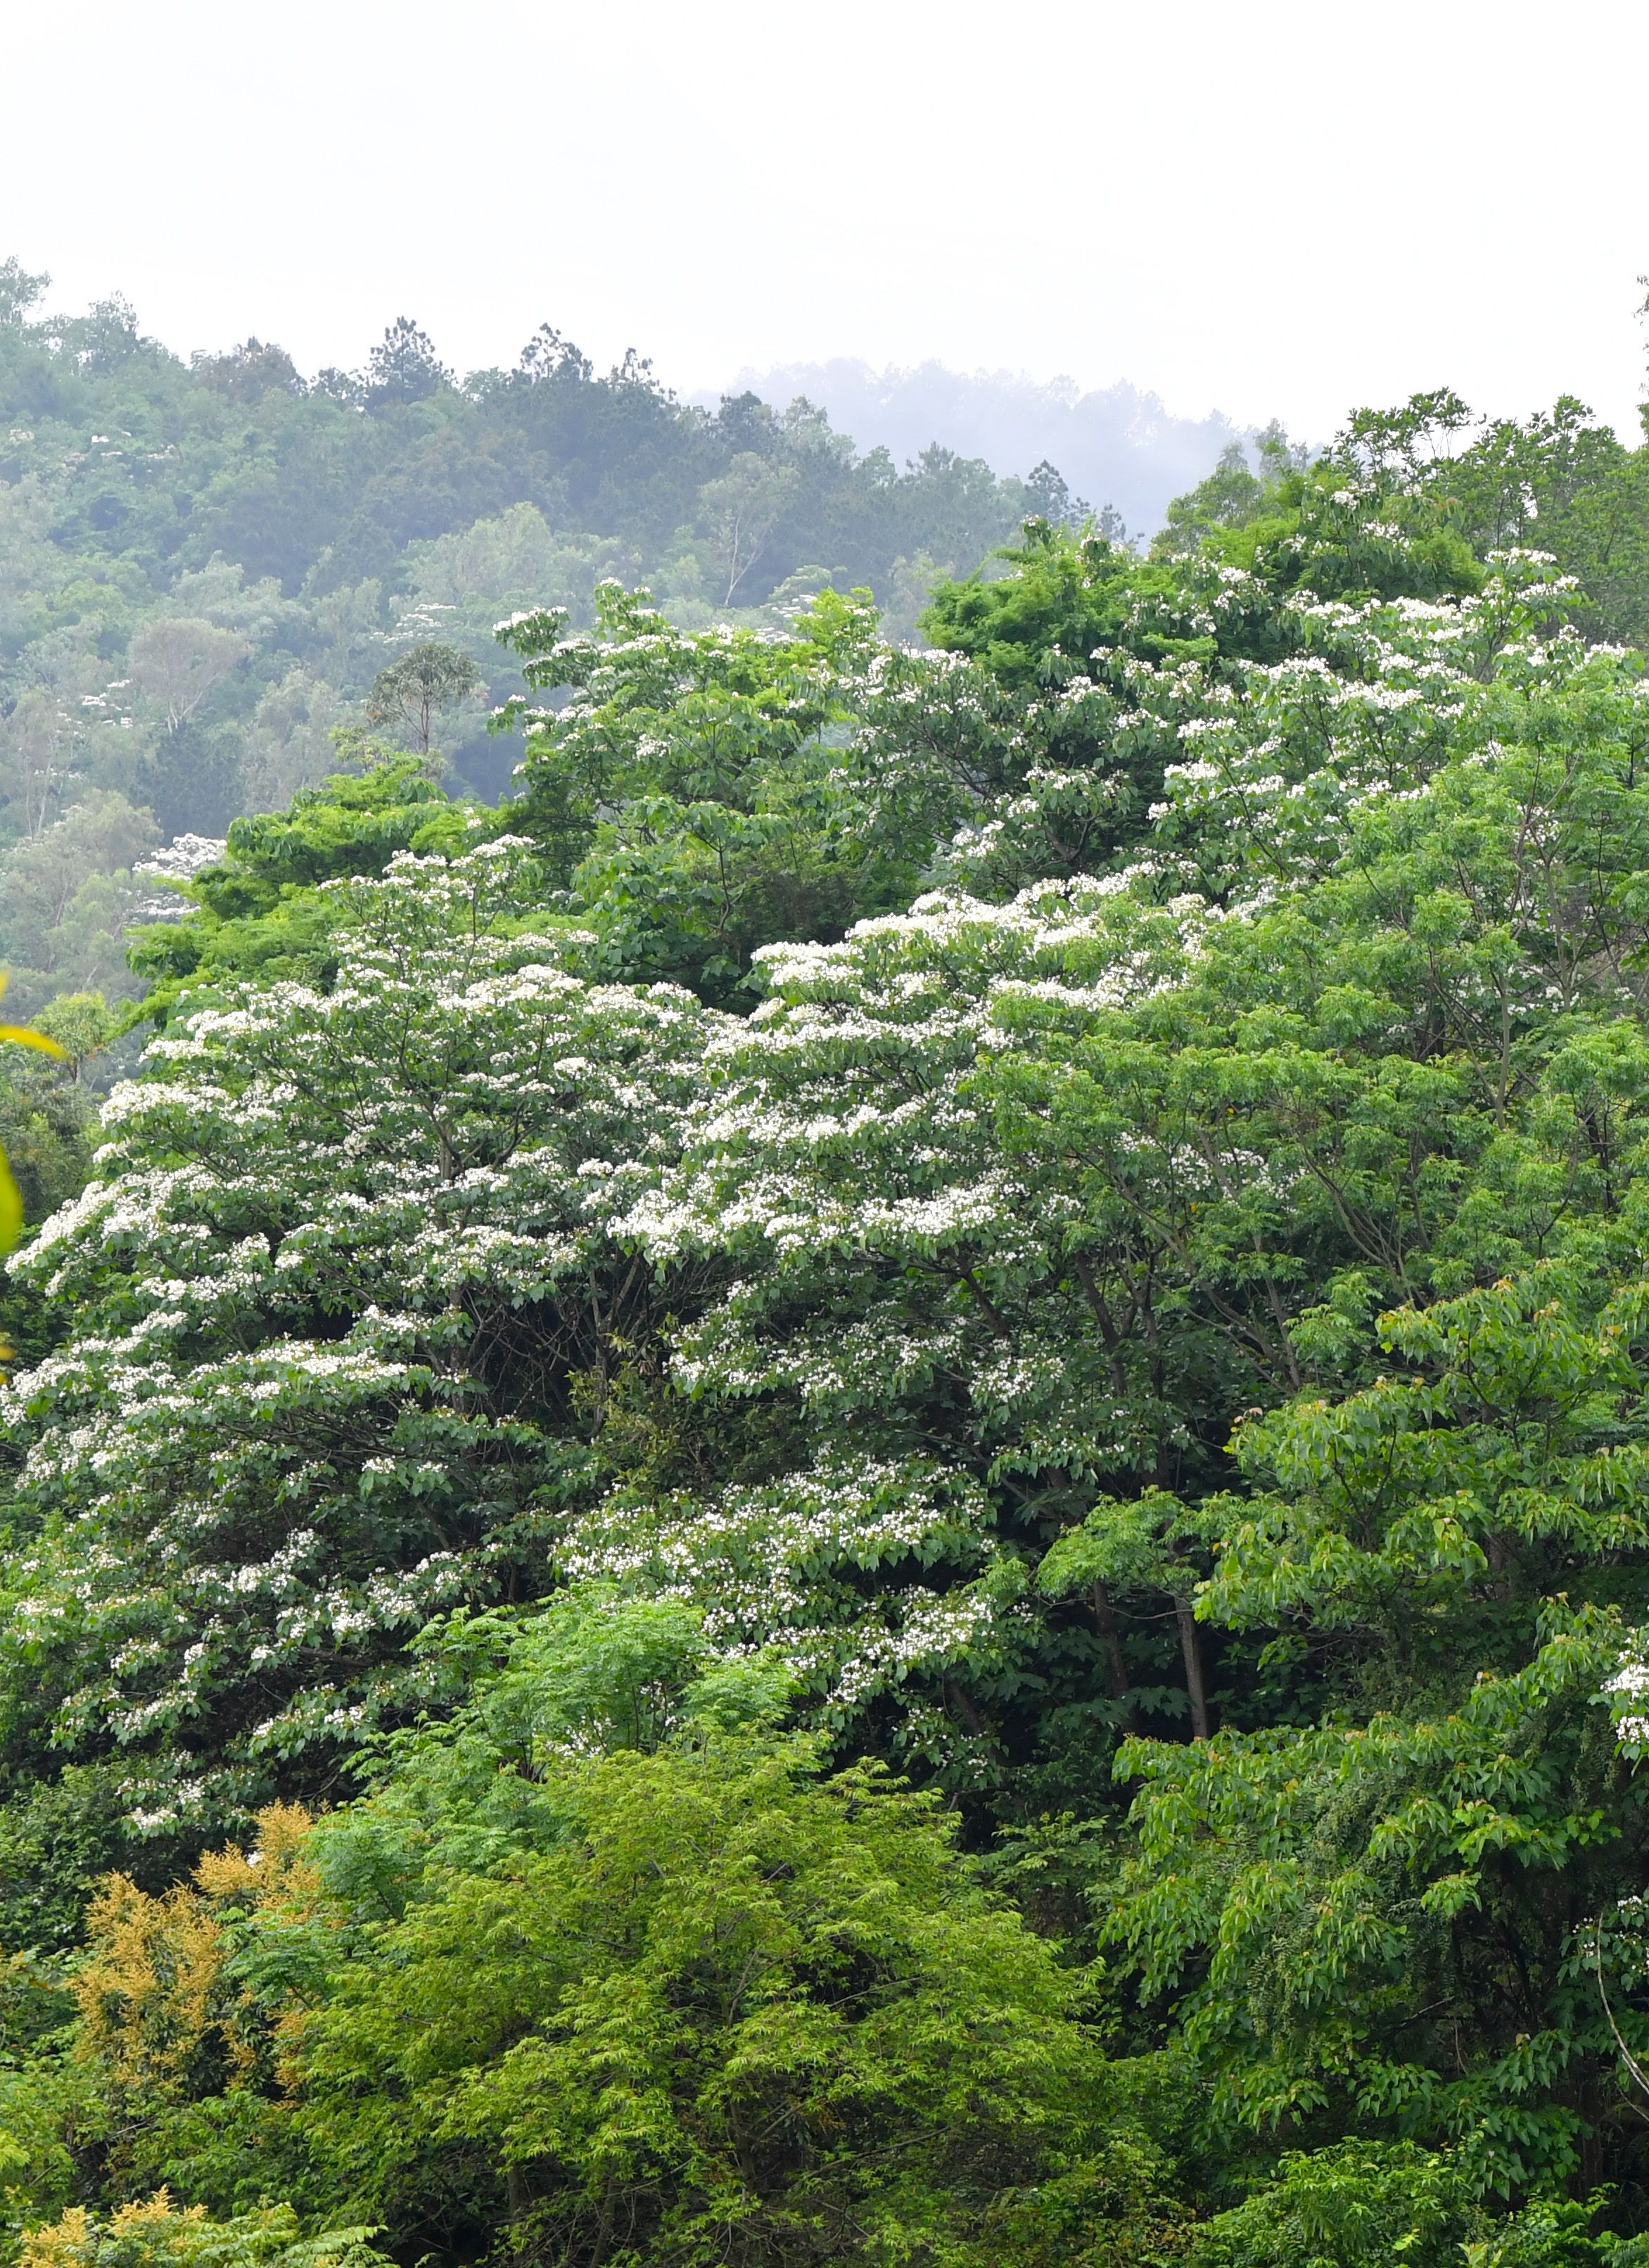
[563,1452,1012,1732]
[1606,1648,1649,1753]
[1134,554,1622,900]
[132,832,231,922]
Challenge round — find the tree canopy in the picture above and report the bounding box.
[5,334,1649,2267]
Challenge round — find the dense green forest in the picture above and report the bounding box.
[15,256,1649,2267]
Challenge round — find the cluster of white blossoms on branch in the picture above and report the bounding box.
[1605,1650,1649,1753]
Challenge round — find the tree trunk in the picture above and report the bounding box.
[1174,1593,1211,1739]
[1091,1579,1137,1731]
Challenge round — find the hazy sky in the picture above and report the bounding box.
[5,0,1645,442]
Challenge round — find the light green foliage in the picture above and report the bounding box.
[1193,2143,1632,2268]
[20,2199,390,2268]
[125,753,495,1021]
[1107,1601,1632,2187]
[299,1741,1091,2263]
[499,581,908,995]
[1206,1270,1649,1636]
[29,993,116,1081]
[0,1604,1187,2268]
[1195,2140,1471,2268]
[271,1611,1176,2268]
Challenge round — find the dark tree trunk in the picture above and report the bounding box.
[1091,1579,1137,1731]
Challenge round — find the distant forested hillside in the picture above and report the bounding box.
[0,253,1106,1019]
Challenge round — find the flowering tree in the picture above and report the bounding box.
[0,843,718,1860]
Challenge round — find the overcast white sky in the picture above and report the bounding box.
[4,0,1645,441]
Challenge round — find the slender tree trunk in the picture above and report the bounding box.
[1091,1579,1136,1731]
[1174,1593,1211,1739]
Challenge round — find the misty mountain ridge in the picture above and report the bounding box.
[713,358,1254,535]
